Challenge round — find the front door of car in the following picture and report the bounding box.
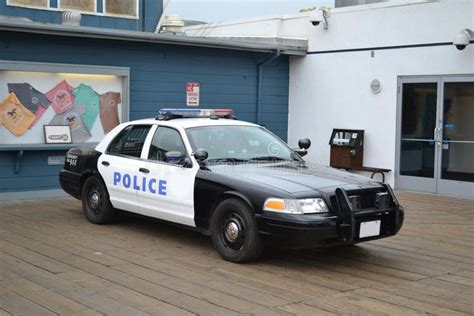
[138,125,199,227]
[98,124,152,212]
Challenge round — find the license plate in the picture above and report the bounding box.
[359,220,381,238]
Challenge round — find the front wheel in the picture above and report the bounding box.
[211,198,263,263]
[82,176,114,224]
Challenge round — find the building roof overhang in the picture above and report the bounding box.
[0,18,307,56]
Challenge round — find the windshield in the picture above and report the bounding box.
[186,125,301,162]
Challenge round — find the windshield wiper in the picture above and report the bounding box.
[207,158,248,163]
[248,156,295,162]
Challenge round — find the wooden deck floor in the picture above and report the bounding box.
[0,191,473,315]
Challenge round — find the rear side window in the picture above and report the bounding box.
[107,125,151,158]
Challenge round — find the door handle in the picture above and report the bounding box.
[434,127,442,147]
[102,161,110,166]
[139,168,150,174]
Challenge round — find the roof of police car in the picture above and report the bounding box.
[131,117,258,129]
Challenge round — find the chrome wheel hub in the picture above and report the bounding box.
[90,192,99,209]
[225,222,239,241]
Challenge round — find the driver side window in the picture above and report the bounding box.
[148,126,187,162]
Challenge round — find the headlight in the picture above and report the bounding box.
[263,198,329,214]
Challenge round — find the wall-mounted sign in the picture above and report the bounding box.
[43,125,72,144]
[0,61,130,148]
[186,82,200,106]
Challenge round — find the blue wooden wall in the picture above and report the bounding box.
[0,31,289,192]
[0,0,161,32]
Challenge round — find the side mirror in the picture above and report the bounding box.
[165,151,193,168]
[165,151,184,164]
[193,149,208,162]
[298,138,311,150]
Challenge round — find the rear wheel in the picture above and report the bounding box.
[211,198,263,263]
[82,176,114,224]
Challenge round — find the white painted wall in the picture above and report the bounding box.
[288,0,474,185]
[289,45,474,185]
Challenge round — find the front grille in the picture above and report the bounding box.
[330,188,392,213]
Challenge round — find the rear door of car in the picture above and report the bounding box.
[98,124,152,212]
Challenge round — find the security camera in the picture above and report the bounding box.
[309,8,330,30]
[309,14,322,26]
[453,29,472,50]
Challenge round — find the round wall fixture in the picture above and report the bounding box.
[370,79,382,94]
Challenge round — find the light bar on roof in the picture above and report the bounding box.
[156,108,235,120]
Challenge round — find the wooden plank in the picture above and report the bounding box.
[366,283,473,314]
[277,302,337,315]
[333,292,420,315]
[449,269,474,279]
[1,277,101,316]
[0,232,240,315]
[0,253,151,316]
[0,239,72,274]
[352,288,467,315]
[303,297,385,316]
[58,270,194,316]
[0,222,294,314]
[434,274,474,288]
[0,287,56,316]
[0,308,12,316]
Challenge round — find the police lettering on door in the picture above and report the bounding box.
[113,172,167,195]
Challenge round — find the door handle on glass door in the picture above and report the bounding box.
[435,127,443,147]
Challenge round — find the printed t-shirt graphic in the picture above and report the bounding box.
[73,84,100,131]
[0,93,35,137]
[99,91,121,133]
[49,105,91,143]
[8,83,51,127]
[46,80,75,114]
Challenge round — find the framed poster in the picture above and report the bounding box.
[44,125,72,144]
[0,60,130,148]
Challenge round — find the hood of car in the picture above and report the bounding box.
[207,161,383,194]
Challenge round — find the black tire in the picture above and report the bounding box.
[211,198,263,263]
[81,175,114,224]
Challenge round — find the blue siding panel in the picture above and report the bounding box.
[96,0,104,13]
[14,7,35,20]
[143,0,161,32]
[81,15,101,28]
[114,18,131,30]
[0,0,162,32]
[99,16,116,29]
[0,31,289,192]
[34,10,53,23]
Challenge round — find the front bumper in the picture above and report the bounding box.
[59,169,82,199]
[256,187,404,249]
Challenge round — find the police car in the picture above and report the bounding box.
[60,108,404,263]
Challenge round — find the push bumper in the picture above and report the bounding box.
[256,186,404,249]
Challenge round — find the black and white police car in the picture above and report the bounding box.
[60,108,404,262]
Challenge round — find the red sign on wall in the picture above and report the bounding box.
[186,82,200,106]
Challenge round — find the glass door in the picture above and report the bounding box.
[437,78,474,197]
[396,76,474,198]
[396,78,440,193]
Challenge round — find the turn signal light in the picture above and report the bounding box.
[263,199,286,212]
